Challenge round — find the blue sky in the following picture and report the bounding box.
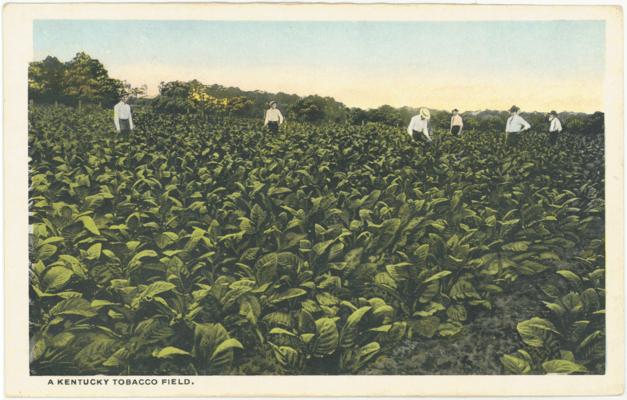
[33,20,606,111]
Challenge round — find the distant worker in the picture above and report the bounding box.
[407,108,432,143]
[450,108,464,136]
[113,95,134,135]
[505,105,531,145]
[548,110,563,145]
[264,101,284,134]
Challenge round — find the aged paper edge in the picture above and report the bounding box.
[3,2,624,397]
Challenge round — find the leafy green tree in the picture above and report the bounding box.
[152,80,195,113]
[427,109,450,131]
[585,112,605,135]
[62,52,124,109]
[366,105,403,127]
[289,96,327,123]
[227,96,255,117]
[200,84,300,119]
[28,56,66,104]
[348,107,369,125]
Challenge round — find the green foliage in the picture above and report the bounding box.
[502,240,606,374]
[29,52,125,108]
[30,53,605,134]
[29,103,604,375]
[289,96,333,123]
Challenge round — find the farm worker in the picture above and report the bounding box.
[548,110,563,145]
[505,105,531,145]
[407,108,432,143]
[450,108,463,136]
[264,101,284,134]
[113,95,134,135]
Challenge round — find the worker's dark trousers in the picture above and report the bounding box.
[506,131,520,146]
[412,130,430,144]
[267,121,279,134]
[118,118,131,133]
[549,133,559,145]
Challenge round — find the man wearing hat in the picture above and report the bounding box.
[505,105,531,145]
[264,101,284,134]
[548,110,562,145]
[407,108,432,143]
[450,108,464,136]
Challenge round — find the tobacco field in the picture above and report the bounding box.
[29,105,605,375]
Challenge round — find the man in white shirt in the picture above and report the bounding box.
[450,108,463,136]
[505,105,531,145]
[113,96,134,135]
[264,101,284,134]
[548,110,562,145]
[407,108,432,143]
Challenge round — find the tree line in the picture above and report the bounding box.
[29,52,145,109]
[29,52,604,135]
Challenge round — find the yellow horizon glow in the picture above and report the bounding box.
[109,64,604,113]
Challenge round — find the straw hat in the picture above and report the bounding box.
[269,101,277,107]
[419,108,431,119]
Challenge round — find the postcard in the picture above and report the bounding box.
[3,2,624,397]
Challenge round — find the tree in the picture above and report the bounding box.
[366,105,403,127]
[62,52,124,109]
[122,81,148,103]
[289,96,327,123]
[152,81,195,113]
[29,53,125,108]
[348,107,369,125]
[586,112,605,135]
[29,56,66,104]
[152,80,235,121]
[227,96,254,117]
[564,112,604,136]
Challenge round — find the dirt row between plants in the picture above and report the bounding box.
[360,280,546,375]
